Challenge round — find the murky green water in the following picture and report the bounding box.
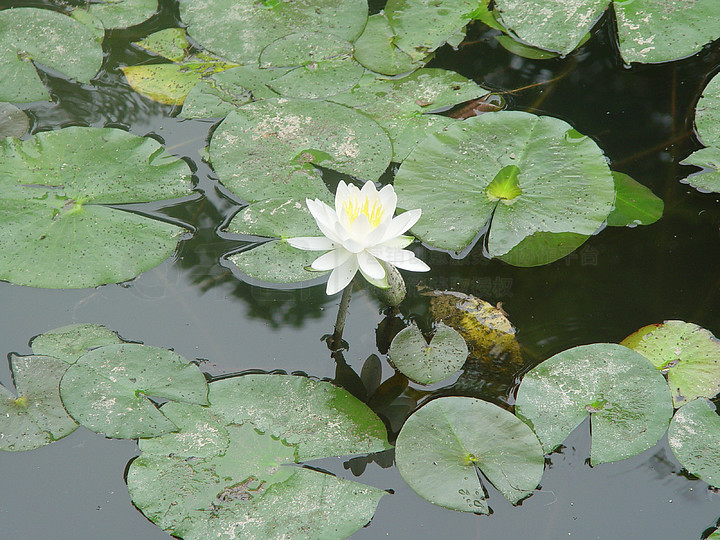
[1,1,720,538]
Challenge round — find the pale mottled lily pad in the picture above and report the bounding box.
[0,354,78,451]
[394,111,615,264]
[668,398,720,488]
[0,102,29,139]
[30,323,125,364]
[60,343,209,439]
[352,12,419,75]
[395,396,544,514]
[0,8,103,103]
[75,0,159,29]
[388,322,468,384]
[515,343,673,464]
[621,321,720,407]
[0,126,192,288]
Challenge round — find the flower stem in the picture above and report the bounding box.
[331,282,353,351]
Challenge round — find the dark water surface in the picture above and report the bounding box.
[1,1,720,538]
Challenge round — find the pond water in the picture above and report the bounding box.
[1,1,720,539]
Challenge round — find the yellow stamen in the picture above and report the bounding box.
[343,196,384,227]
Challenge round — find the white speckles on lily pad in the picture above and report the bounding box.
[668,398,720,488]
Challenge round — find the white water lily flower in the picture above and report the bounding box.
[287,181,430,295]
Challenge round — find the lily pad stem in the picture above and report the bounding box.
[331,281,353,350]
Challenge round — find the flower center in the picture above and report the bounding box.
[343,196,384,228]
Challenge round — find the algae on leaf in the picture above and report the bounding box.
[0,126,193,288]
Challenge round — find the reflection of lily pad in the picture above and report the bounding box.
[0,102,29,139]
[621,321,720,407]
[515,343,673,464]
[0,126,192,288]
[122,29,239,105]
[128,374,388,538]
[30,323,125,364]
[60,344,209,439]
[606,172,663,227]
[0,354,78,451]
[394,111,614,264]
[180,0,368,65]
[259,32,364,99]
[395,396,544,514]
[0,8,103,103]
[493,0,720,64]
[209,98,392,202]
[388,322,468,384]
[331,68,488,162]
[668,398,720,488]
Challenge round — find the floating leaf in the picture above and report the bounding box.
[128,374,388,538]
[710,529,720,540]
[0,126,192,288]
[493,0,720,64]
[181,66,281,118]
[74,0,159,29]
[388,322,468,384]
[621,321,720,407]
[497,231,590,267]
[259,32,364,99]
[515,343,673,464]
[30,323,125,364]
[352,12,419,75]
[122,29,239,105]
[0,8,103,103]
[331,69,488,161]
[228,240,328,284]
[0,102,29,139]
[60,343,209,439]
[668,398,720,488]
[180,0,368,65]
[681,147,720,193]
[209,98,392,202]
[208,374,391,460]
[384,0,479,62]
[394,111,615,263]
[395,396,544,514]
[606,172,663,227]
[0,354,78,451]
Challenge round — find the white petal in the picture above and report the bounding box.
[364,219,389,246]
[349,213,373,241]
[368,247,429,272]
[380,209,422,242]
[326,255,359,295]
[335,181,350,218]
[287,237,336,251]
[357,251,386,280]
[342,237,365,253]
[307,199,342,243]
[394,257,430,272]
[378,184,397,219]
[380,235,414,249]
[311,248,352,271]
[360,181,378,197]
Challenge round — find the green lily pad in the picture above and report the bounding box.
[181,66,282,119]
[74,0,159,29]
[621,321,720,407]
[0,354,78,451]
[352,12,420,75]
[0,126,192,288]
[605,172,663,227]
[668,398,720,488]
[0,8,103,103]
[209,98,392,202]
[128,374,389,539]
[710,529,720,540]
[394,111,615,261]
[497,231,590,267]
[30,323,125,364]
[259,32,364,99]
[681,147,720,193]
[694,72,720,148]
[180,0,368,65]
[229,240,328,284]
[0,102,29,139]
[330,69,488,162]
[208,374,391,460]
[395,396,544,514]
[388,322,468,384]
[515,343,673,464]
[59,343,209,439]
[493,0,720,64]
[384,0,479,62]
[122,29,239,105]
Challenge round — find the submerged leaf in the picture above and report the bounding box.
[0,102,29,139]
[395,396,544,513]
[515,343,673,464]
[621,320,720,407]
